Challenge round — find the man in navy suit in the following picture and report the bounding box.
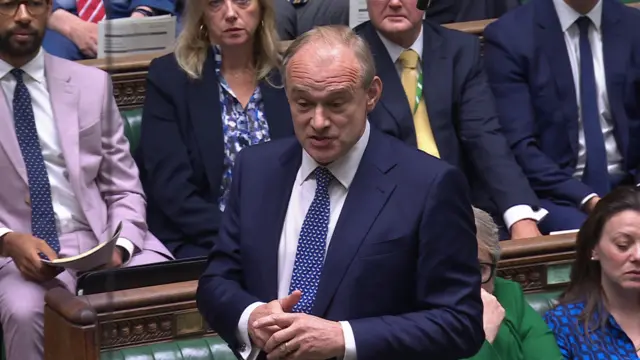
[484,0,640,233]
[196,25,484,360]
[355,0,545,240]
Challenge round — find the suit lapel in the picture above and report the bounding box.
[421,23,454,163]
[255,142,301,300]
[0,86,27,183]
[362,23,416,145]
[601,1,629,156]
[260,77,293,139]
[312,130,396,316]
[536,0,579,153]
[44,54,85,209]
[188,50,225,191]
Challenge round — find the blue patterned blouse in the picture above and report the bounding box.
[544,302,640,359]
[213,45,271,211]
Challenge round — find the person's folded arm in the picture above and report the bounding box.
[483,23,593,208]
[349,167,484,360]
[129,0,175,15]
[516,286,563,360]
[196,149,262,350]
[48,7,83,40]
[457,35,541,218]
[139,59,223,248]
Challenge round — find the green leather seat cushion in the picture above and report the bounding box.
[101,291,562,360]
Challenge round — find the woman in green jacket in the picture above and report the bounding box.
[465,208,563,360]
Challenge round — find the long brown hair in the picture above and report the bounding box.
[174,0,281,80]
[558,186,640,330]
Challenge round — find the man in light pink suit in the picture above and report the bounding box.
[0,0,174,359]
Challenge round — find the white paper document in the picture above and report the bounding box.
[349,0,370,28]
[98,15,176,59]
[41,222,123,272]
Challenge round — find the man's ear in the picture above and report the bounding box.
[366,76,382,112]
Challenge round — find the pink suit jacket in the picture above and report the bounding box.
[0,53,172,268]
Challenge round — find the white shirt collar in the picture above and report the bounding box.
[0,48,45,84]
[376,24,424,65]
[553,0,603,32]
[299,121,371,189]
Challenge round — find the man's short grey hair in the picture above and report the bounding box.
[473,207,501,263]
[281,25,376,89]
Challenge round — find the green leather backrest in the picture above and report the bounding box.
[121,108,143,154]
[100,337,236,360]
[524,290,562,316]
[100,290,563,360]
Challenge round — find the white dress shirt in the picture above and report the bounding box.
[0,49,134,260]
[376,27,547,230]
[235,123,372,360]
[553,0,625,205]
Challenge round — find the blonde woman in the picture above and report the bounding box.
[137,0,294,259]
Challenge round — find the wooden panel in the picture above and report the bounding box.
[498,233,576,292]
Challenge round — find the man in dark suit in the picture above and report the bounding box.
[484,0,640,233]
[355,0,544,240]
[196,25,484,360]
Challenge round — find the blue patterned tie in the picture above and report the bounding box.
[289,167,333,313]
[11,69,61,255]
[576,17,610,197]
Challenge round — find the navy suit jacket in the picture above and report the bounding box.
[484,0,640,207]
[196,128,484,360]
[355,20,539,222]
[136,51,294,258]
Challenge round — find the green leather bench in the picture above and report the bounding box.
[99,290,562,360]
[121,108,143,154]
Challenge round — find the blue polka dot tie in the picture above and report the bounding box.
[289,166,333,313]
[11,69,60,255]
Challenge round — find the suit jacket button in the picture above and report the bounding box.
[25,195,31,206]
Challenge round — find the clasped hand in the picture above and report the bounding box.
[248,291,345,360]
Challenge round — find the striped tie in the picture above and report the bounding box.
[76,0,105,23]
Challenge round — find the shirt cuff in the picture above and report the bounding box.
[0,228,13,239]
[503,205,548,230]
[580,193,598,207]
[339,321,357,360]
[236,301,265,360]
[115,238,135,265]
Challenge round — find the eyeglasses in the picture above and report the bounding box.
[480,262,496,284]
[0,0,47,17]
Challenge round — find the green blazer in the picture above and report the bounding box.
[464,278,563,360]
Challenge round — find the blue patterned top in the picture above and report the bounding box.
[544,302,640,359]
[213,46,271,211]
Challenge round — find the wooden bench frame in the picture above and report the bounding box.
[44,233,576,360]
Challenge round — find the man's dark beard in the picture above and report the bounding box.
[0,27,42,59]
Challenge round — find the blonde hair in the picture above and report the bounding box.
[174,0,281,80]
[473,207,501,263]
[282,25,376,89]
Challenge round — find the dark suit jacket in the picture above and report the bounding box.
[425,0,520,24]
[355,20,539,223]
[484,0,640,207]
[196,128,484,360]
[137,51,294,258]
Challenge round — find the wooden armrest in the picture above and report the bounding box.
[83,280,198,313]
[443,18,495,35]
[44,286,96,326]
[500,234,576,260]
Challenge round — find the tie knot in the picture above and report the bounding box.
[399,49,419,70]
[576,16,591,36]
[10,68,24,83]
[314,167,334,190]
